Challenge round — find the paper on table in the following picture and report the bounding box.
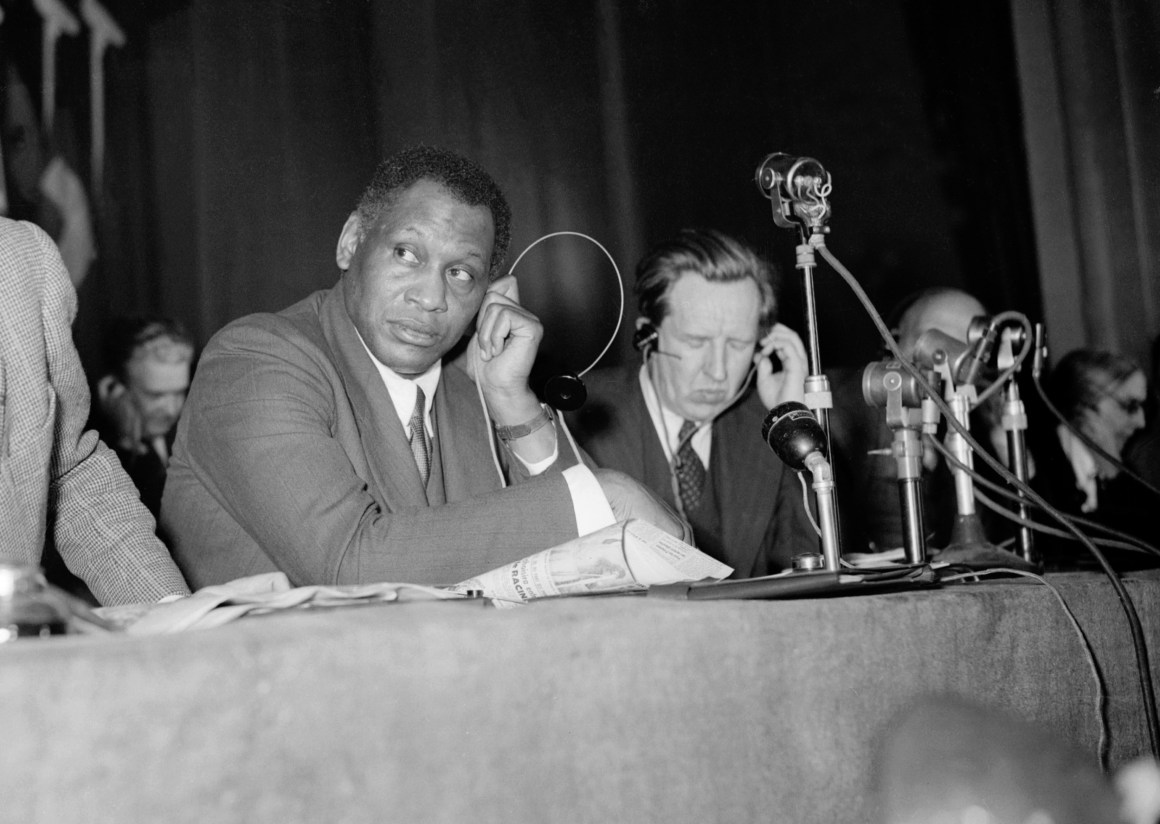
[451,519,732,605]
[96,572,459,635]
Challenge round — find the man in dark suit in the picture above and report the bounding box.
[93,317,195,519]
[565,228,816,576]
[162,146,684,589]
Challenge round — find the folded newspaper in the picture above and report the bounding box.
[89,519,731,632]
[450,518,732,605]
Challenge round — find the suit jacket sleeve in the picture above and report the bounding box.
[170,319,581,586]
[27,223,190,604]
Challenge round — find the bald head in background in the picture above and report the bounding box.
[896,288,987,358]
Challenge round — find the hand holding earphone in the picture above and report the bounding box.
[755,322,807,410]
[467,275,543,401]
[466,274,558,465]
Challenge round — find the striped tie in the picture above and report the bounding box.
[409,386,431,486]
[674,419,705,512]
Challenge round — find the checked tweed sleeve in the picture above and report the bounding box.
[1,220,190,605]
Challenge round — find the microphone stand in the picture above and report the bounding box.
[755,154,842,563]
[996,331,1038,566]
[754,155,835,448]
[804,452,841,572]
[933,358,1036,570]
[863,361,938,565]
[797,233,835,452]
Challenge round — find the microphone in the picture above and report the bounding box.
[762,401,828,472]
[911,329,974,385]
[753,153,832,233]
[1032,323,1047,380]
[762,401,842,571]
[962,315,1000,387]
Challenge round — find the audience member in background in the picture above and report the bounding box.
[0,218,189,605]
[829,287,989,554]
[566,228,816,576]
[162,145,686,589]
[875,695,1158,824]
[1032,348,1157,567]
[1125,332,1160,491]
[94,318,195,518]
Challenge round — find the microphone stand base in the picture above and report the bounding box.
[931,544,1040,573]
[929,515,1040,572]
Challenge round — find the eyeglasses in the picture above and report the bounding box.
[1093,385,1146,416]
[1109,396,1145,416]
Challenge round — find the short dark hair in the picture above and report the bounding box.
[104,317,195,382]
[1046,348,1142,423]
[634,228,778,332]
[354,145,512,279]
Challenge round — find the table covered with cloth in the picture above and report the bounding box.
[0,570,1157,823]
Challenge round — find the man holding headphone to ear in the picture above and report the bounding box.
[161,145,687,589]
[566,228,817,576]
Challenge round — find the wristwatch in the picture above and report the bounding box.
[493,405,555,442]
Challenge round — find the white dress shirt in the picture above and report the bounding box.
[355,334,614,536]
[638,365,712,466]
[1056,425,1099,513]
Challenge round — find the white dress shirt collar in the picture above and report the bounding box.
[355,332,441,437]
[638,364,712,466]
[1056,424,1099,513]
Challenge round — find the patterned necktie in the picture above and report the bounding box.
[409,386,431,486]
[674,419,705,512]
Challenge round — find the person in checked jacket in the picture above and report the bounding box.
[0,218,189,606]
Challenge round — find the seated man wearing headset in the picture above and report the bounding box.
[161,145,686,589]
[566,228,817,576]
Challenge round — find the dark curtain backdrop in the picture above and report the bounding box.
[9,0,1046,383]
[1013,0,1160,371]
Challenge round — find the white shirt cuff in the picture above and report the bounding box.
[512,442,559,476]
[562,464,617,536]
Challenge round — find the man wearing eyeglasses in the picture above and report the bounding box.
[1032,347,1156,568]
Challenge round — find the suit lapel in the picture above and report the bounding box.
[714,394,779,575]
[318,287,428,508]
[437,364,503,502]
[630,378,681,510]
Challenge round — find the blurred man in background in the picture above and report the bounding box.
[94,317,195,517]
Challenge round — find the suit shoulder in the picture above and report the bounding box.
[578,365,640,403]
[566,365,644,444]
[204,290,331,360]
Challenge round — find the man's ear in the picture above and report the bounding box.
[96,375,124,405]
[336,213,362,270]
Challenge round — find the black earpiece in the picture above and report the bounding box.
[508,231,626,413]
[633,322,659,355]
[544,373,588,412]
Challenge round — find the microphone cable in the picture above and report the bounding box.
[815,240,1160,759]
[926,430,1160,562]
[936,565,1110,769]
[970,311,1034,407]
